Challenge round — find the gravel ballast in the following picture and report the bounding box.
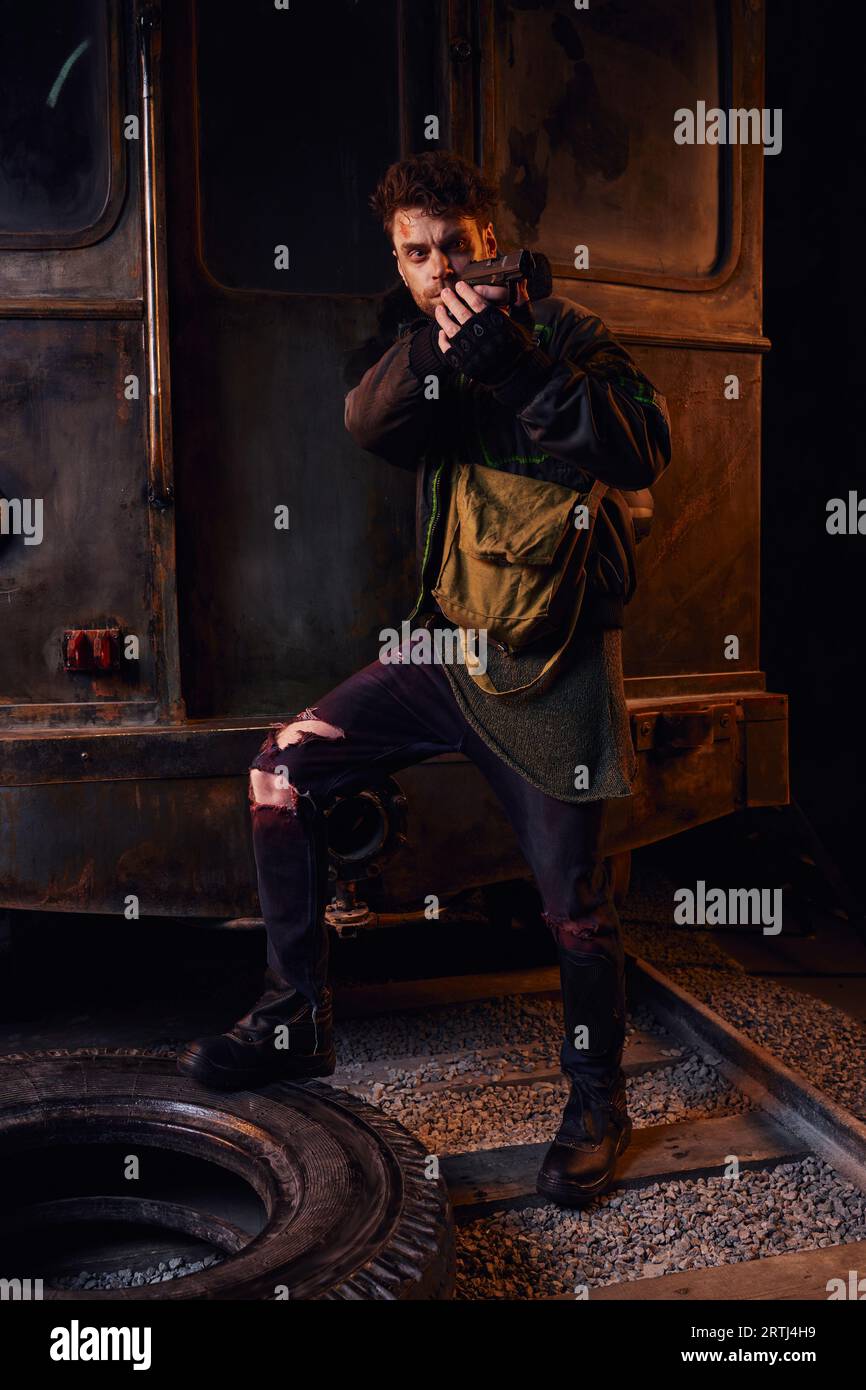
[49,1254,223,1291]
[336,1035,752,1156]
[7,850,865,1302]
[334,993,567,1069]
[621,917,866,1124]
[322,987,754,1156]
[456,1157,866,1299]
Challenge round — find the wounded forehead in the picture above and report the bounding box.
[392,207,479,247]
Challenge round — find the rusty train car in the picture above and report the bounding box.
[0,0,787,929]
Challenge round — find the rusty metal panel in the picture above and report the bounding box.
[604,733,740,853]
[0,722,270,786]
[622,344,761,685]
[0,778,257,918]
[0,693,787,916]
[387,761,527,899]
[168,293,418,717]
[744,717,790,807]
[0,765,521,917]
[741,693,787,721]
[0,319,158,716]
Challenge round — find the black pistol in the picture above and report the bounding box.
[444,249,553,305]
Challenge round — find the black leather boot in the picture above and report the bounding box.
[176,968,335,1091]
[537,918,632,1206]
[536,1063,632,1206]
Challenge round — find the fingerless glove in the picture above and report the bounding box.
[408,305,552,411]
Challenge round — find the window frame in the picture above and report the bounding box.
[476,0,742,294]
[190,0,411,301]
[0,0,127,250]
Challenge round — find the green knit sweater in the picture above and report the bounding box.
[429,613,636,804]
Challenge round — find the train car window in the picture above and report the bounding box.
[0,0,112,239]
[196,0,401,296]
[491,0,729,280]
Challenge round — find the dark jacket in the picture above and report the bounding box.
[344,291,672,630]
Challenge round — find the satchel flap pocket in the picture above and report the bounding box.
[454,462,578,565]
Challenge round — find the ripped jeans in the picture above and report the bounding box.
[247,655,626,1076]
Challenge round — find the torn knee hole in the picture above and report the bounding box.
[273,706,346,750]
[248,767,300,814]
[543,910,605,947]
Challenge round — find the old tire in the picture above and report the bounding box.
[0,1048,455,1300]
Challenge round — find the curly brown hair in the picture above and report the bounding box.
[370,151,499,239]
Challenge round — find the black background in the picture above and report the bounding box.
[763,0,864,891]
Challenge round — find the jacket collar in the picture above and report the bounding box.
[397,313,429,339]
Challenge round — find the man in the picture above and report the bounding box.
[178,151,672,1207]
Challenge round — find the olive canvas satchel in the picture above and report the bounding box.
[431,460,609,699]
